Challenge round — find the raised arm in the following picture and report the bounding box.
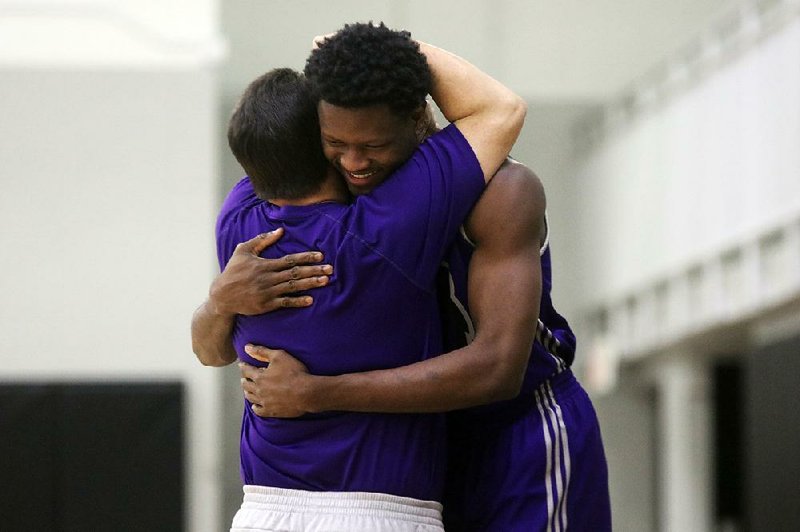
[242,161,546,415]
[420,42,527,182]
[191,229,332,367]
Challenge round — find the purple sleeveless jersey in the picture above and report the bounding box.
[438,215,612,530]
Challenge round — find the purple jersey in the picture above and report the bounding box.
[438,217,611,531]
[437,219,576,419]
[215,125,483,502]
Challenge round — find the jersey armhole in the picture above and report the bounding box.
[459,225,476,248]
[540,211,550,257]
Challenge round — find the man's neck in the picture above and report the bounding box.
[270,168,350,206]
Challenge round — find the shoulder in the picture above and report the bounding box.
[215,177,260,239]
[218,178,257,220]
[465,159,546,246]
[487,159,546,209]
[221,177,257,209]
[411,123,482,176]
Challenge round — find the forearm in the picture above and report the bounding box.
[307,336,529,414]
[191,299,238,366]
[419,42,520,123]
[306,255,539,414]
[418,41,526,179]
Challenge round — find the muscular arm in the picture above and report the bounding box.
[243,162,546,414]
[419,42,527,181]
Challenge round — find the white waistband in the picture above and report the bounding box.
[241,485,443,525]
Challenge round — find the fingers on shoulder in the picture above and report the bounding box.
[236,228,283,254]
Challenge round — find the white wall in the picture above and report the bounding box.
[571,4,800,530]
[0,0,223,68]
[0,2,224,530]
[219,0,728,100]
[572,9,800,309]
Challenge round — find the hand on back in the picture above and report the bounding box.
[210,228,332,316]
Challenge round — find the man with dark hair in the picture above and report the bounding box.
[302,23,440,196]
[305,23,431,115]
[207,22,611,532]
[227,68,329,200]
[192,23,526,532]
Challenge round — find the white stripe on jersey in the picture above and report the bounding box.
[441,262,475,346]
[547,380,572,531]
[534,387,556,531]
[536,320,568,373]
[540,211,550,257]
[535,380,572,531]
[458,225,476,248]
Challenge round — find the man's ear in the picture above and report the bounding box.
[411,103,426,123]
[413,101,439,142]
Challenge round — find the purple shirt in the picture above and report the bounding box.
[215,124,483,501]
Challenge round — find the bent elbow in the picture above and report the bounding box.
[494,374,525,401]
[490,95,527,157]
[192,343,229,367]
[479,365,526,403]
[194,349,216,367]
[506,94,528,133]
[197,356,221,368]
[513,95,528,122]
[489,351,528,401]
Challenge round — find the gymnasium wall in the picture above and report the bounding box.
[571,10,800,311]
[574,5,800,530]
[0,1,224,530]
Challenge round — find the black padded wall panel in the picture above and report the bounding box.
[0,382,184,532]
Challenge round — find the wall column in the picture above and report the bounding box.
[655,353,712,532]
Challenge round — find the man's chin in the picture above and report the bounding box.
[346,182,373,196]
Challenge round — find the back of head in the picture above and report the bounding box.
[227,68,328,200]
[304,22,432,117]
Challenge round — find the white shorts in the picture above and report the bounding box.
[230,485,444,532]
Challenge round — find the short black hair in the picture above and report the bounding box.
[227,68,328,200]
[304,22,432,117]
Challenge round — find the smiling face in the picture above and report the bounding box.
[318,101,421,195]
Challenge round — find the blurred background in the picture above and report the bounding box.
[2,0,799,530]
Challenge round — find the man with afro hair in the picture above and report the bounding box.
[301,22,526,197]
[304,22,431,116]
